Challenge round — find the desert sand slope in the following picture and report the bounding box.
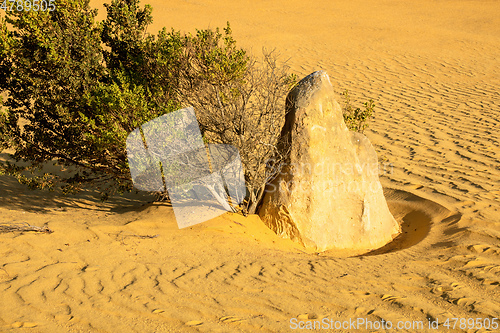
[1,0,500,332]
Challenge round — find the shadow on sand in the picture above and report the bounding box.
[0,173,157,214]
[360,188,462,256]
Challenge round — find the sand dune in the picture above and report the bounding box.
[1,0,500,331]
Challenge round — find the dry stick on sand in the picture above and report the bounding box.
[0,222,54,234]
[107,233,159,239]
[124,234,159,239]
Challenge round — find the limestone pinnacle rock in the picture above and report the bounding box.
[259,71,400,252]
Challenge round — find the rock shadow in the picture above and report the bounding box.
[360,188,461,256]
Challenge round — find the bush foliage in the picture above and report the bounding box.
[0,0,372,214]
[341,89,375,133]
[0,0,296,213]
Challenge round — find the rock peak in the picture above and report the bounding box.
[259,71,400,253]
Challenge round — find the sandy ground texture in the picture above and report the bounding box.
[1,0,500,332]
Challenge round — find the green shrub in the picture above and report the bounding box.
[0,0,294,213]
[0,0,370,214]
[341,89,375,133]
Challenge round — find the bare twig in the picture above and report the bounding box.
[0,222,53,234]
[107,232,159,239]
[127,234,159,239]
[181,49,294,214]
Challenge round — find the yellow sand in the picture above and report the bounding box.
[1,0,499,331]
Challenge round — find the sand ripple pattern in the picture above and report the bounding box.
[1,7,500,332]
